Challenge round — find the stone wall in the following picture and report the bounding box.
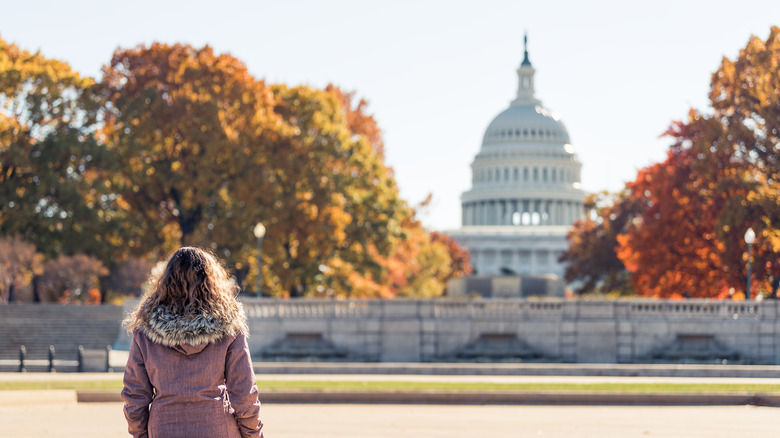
[238,298,778,364]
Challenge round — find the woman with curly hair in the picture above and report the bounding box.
[122,247,264,438]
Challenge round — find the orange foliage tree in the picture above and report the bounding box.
[0,235,43,302]
[564,27,779,298]
[1,38,465,299]
[560,191,638,295]
[614,27,780,298]
[94,43,277,260]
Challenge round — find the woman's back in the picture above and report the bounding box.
[122,247,264,438]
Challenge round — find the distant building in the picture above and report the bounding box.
[446,35,584,296]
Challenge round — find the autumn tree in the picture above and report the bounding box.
[0,235,43,302]
[39,254,108,303]
[560,191,636,295]
[430,231,473,282]
[614,27,780,298]
[326,85,385,159]
[563,27,779,299]
[0,36,126,262]
[103,257,156,298]
[93,43,277,262]
[1,38,462,299]
[708,26,780,294]
[249,84,412,297]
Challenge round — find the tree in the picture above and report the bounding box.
[94,42,277,261]
[563,27,779,298]
[0,36,125,263]
[615,128,745,298]
[708,26,780,294]
[614,27,780,298]
[560,191,636,295]
[39,254,108,303]
[251,84,411,298]
[104,257,156,299]
[430,231,473,281]
[0,235,43,302]
[326,85,385,159]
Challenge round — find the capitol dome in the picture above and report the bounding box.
[482,104,570,147]
[447,35,585,279]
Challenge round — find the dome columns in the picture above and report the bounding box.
[462,199,583,226]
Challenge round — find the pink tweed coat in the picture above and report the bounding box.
[122,302,264,438]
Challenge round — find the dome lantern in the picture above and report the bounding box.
[513,33,539,106]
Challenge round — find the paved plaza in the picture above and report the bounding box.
[1,390,779,437]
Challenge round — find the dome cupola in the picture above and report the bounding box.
[460,34,584,228]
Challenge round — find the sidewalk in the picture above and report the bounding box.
[1,392,779,438]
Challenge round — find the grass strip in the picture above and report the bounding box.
[3,380,780,394]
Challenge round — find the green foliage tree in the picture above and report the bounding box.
[0,36,125,262]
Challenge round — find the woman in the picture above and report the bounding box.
[122,247,264,438]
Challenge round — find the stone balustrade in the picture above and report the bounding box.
[237,298,777,364]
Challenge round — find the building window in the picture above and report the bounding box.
[484,251,495,265]
[543,168,548,182]
[523,168,529,182]
[512,211,521,225]
[513,167,519,181]
[533,168,538,182]
[519,251,531,265]
[501,251,512,267]
[504,168,509,181]
[537,251,549,266]
[552,168,557,182]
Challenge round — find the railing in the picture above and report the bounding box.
[241,298,769,320]
[243,300,373,319]
[0,345,115,372]
[625,300,761,318]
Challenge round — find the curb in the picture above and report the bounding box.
[75,389,780,406]
[251,362,780,378]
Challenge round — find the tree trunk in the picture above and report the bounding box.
[32,276,41,303]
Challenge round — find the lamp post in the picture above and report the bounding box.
[253,222,266,298]
[744,227,755,300]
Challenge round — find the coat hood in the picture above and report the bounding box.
[137,301,248,352]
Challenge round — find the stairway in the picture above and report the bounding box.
[0,304,123,365]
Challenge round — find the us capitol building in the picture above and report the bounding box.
[446,37,585,296]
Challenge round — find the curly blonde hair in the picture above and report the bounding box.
[125,247,242,333]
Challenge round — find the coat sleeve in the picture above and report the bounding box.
[225,331,264,437]
[122,332,154,438]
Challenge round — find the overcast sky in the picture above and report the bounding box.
[3,0,779,230]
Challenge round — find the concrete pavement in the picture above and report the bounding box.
[0,394,778,438]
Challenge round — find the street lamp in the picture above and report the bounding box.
[253,222,266,297]
[744,227,755,300]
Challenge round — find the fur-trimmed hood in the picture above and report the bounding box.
[136,301,248,354]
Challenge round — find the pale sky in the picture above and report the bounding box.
[3,0,779,230]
